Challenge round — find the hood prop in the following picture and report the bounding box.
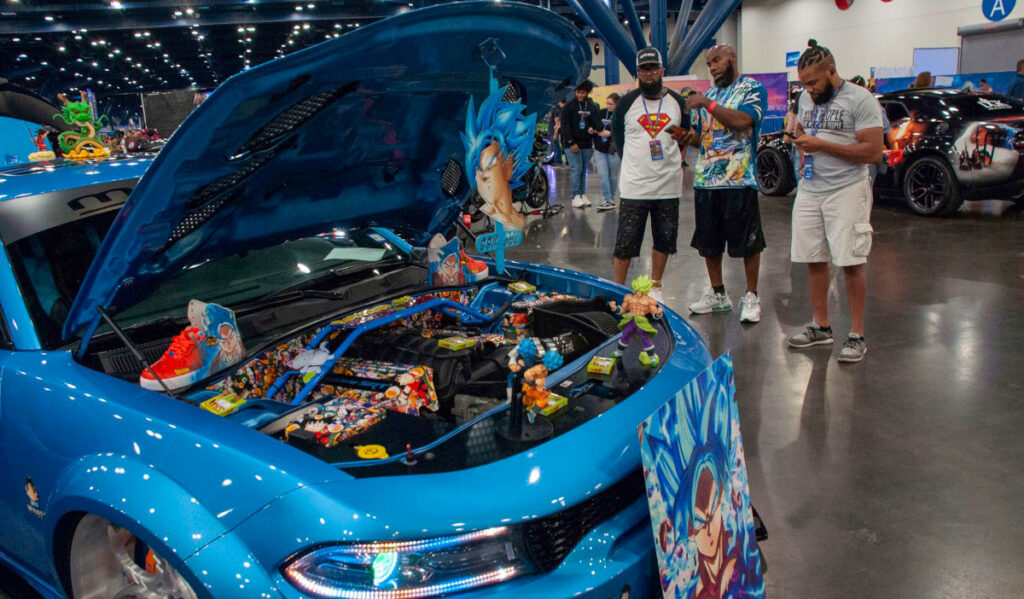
[97,306,181,400]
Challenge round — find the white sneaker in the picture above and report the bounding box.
[739,291,761,324]
[688,289,732,314]
[649,286,664,303]
[578,194,592,207]
[571,195,588,208]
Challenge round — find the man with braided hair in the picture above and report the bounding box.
[786,39,883,363]
[610,275,664,368]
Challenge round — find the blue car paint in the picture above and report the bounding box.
[0,260,710,598]
[0,156,151,203]
[0,5,715,598]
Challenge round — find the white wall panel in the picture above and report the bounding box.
[740,0,1024,80]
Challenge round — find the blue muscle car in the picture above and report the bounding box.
[0,4,715,598]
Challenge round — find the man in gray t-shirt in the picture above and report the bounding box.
[785,40,884,364]
[795,79,883,193]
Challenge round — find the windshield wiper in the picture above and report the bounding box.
[259,287,350,304]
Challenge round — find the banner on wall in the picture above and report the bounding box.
[875,70,1018,95]
[591,76,709,109]
[746,73,789,117]
[785,52,800,68]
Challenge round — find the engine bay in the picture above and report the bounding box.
[94,276,673,474]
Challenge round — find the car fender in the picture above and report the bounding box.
[896,143,958,185]
[45,453,276,598]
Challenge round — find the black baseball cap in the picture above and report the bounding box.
[636,47,663,68]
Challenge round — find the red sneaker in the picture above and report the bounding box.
[140,326,215,391]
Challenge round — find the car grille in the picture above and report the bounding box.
[521,469,647,572]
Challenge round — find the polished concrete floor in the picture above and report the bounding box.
[509,165,1024,598]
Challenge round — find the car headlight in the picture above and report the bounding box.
[281,526,535,598]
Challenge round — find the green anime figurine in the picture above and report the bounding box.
[609,275,664,368]
[53,92,110,160]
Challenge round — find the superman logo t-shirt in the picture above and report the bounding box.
[620,91,686,199]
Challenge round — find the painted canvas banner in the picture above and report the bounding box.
[639,354,764,599]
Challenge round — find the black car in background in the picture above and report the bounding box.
[756,90,1024,216]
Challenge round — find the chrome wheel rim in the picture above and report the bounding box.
[69,514,198,599]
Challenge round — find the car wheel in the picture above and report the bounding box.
[68,514,198,599]
[902,156,962,216]
[756,146,796,196]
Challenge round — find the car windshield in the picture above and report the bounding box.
[940,95,1024,119]
[4,197,407,349]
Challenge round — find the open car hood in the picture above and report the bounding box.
[63,1,589,342]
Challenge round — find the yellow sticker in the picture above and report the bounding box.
[355,445,389,460]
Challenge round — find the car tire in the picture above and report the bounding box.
[756,146,796,196]
[67,514,198,599]
[902,155,962,216]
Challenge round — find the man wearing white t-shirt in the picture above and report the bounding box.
[786,40,884,363]
[610,48,690,296]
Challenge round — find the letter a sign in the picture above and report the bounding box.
[983,0,1015,22]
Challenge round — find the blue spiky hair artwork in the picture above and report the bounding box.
[461,85,537,191]
[641,355,764,597]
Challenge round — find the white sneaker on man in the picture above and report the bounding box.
[578,194,592,207]
[739,292,761,324]
[571,195,589,208]
[649,286,664,303]
[688,289,732,314]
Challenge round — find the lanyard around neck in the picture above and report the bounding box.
[641,93,664,131]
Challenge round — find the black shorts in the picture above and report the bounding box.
[613,198,679,259]
[690,187,766,258]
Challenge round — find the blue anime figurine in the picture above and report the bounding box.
[462,84,536,231]
[507,337,538,402]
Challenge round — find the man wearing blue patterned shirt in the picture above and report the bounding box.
[679,45,768,324]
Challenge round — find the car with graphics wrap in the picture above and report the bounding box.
[756,89,1024,216]
[0,4,730,598]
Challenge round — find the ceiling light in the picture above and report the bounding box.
[58,46,66,52]
[44,15,54,22]
[111,1,123,8]
[185,8,194,15]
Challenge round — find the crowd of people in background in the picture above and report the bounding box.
[539,40,895,363]
[99,128,163,154]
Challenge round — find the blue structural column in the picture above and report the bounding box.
[649,0,668,60]
[619,0,647,50]
[668,0,695,67]
[568,0,639,77]
[605,0,620,85]
[667,0,742,76]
